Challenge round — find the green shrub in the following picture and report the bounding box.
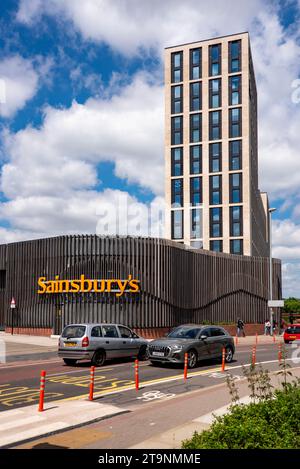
[182,385,300,449]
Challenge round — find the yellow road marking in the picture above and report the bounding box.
[56,366,222,403]
[0,384,63,407]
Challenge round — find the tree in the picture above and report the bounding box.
[283,297,300,319]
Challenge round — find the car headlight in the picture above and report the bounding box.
[171,344,183,351]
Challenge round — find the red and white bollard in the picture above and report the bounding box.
[38,370,46,412]
[278,343,282,363]
[255,333,258,345]
[134,359,139,391]
[273,333,276,343]
[221,347,226,372]
[184,352,188,381]
[252,346,256,366]
[89,366,95,401]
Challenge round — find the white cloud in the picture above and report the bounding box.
[0,55,39,118]
[17,0,265,55]
[282,263,300,298]
[0,190,165,242]
[1,73,164,198]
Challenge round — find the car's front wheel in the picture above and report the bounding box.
[63,358,77,366]
[225,346,234,363]
[187,349,198,369]
[138,345,149,361]
[92,349,106,366]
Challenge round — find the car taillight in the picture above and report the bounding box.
[82,336,89,347]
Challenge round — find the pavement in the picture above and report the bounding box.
[0,399,128,448]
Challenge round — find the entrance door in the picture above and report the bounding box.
[54,306,63,335]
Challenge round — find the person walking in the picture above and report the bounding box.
[265,320,271,335]
[237,318,245,337]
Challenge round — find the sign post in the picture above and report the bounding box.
[10,297,16,335]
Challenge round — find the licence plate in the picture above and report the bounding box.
[289,336,296,339]
[152,351,164,357]
[64,342,77,347]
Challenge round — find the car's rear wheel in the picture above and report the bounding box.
[187,349,198,369]
[138,345,149,361]
[225,346,234,363]
[63,358,77,366]
[92,349,106,366]
[284,340,290,344]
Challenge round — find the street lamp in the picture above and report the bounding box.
[268,207,276,335]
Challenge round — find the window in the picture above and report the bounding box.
[171,148,183,176]
[171,116,183,145]
[171,210,183,239]
[229,75,241,105]
[229,107,242,138]
[190,113,202,143]
[210,240,223,252]
[230,206,243,236]
[209,44,221,76]
[91,326,102,337]
[190,48,201,80]
[209,78,221,108]
[210,175,222,205]
[190,145,202,174]
[190,208,202,239]
[190,81,202,111]
[190,240,203,249]
[210,207,222,237]
[190,176,202,206]
[209,110,221,140]
[230,239,243,255]
[118,326,133,338]
[171,51,183,83]
[171,178,183,207]
[209,142,222,173]
[102,325,118,338]
[171,85,183,114]
[229,40,241,73]
[230,173,242,203]
[210,328,226,337]
[229,140,242,170]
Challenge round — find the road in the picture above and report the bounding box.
[0,341,297,412]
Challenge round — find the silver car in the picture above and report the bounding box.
[148,324,235,368]
[58,323,149,366]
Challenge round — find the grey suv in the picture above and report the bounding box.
[58,323,148,366]
[148,324,235,368]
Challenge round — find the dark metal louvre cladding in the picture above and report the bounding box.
[0,235,281,333]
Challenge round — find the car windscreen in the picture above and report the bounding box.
[62,325,86,339]
[286,326,300,334]
[167,327,201,339]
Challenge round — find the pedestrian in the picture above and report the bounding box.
[236,318,245,337]
[265,320,271,335]
[280,318,287,335]
[264,319,269,335]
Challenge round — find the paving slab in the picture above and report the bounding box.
[0,398,128,448]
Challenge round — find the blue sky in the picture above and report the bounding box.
[0,0,299,296]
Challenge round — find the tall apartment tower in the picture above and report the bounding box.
[165,32,269,257]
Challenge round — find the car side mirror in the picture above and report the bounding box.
[200,335,207,340]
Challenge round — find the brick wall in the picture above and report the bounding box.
[5,327,53,337]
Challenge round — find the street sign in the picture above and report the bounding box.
[268,300,284,308]
[10,297,16,309]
